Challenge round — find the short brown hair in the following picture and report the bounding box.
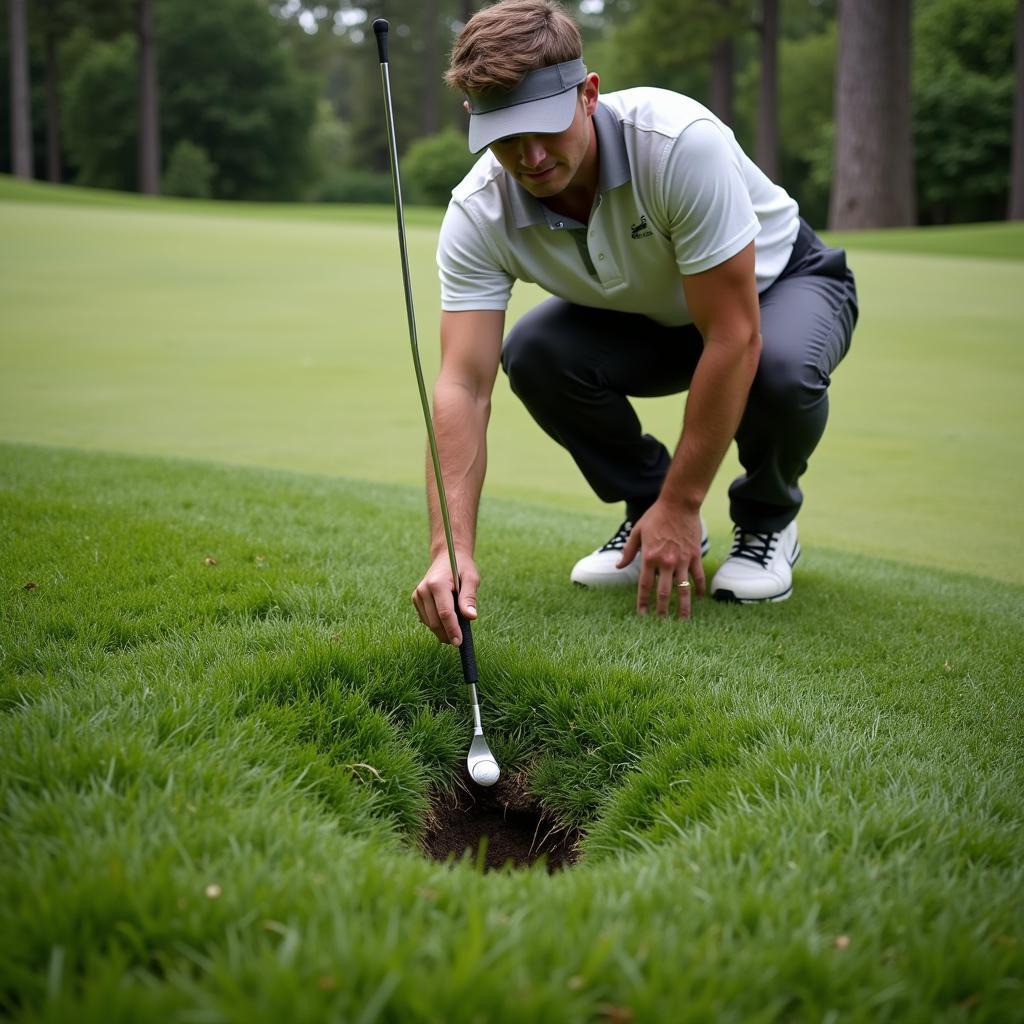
[445,0,582,94]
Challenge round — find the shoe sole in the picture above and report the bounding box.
[711,585,793,604]
[572,537,712,588]
[711,542,801,604]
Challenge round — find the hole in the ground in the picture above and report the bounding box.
[420,767,583,873]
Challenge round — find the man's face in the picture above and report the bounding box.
[487,75,599,199]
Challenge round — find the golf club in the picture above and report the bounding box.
[372,18,500,789]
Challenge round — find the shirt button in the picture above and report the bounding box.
[597,253,605,261]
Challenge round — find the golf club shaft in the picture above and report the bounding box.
[373,19,478,685]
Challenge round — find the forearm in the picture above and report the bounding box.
[659,330,761,511]
[426,378,491,558]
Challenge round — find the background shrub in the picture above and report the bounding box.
[316,170,394,204]
[163,140,216,199]
[402,128,478,206]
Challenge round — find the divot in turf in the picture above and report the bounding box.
[420,766,583,873]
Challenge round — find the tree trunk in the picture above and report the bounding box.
[756,0,779,180]
[137,0,161,195]
[829,0,915,229]
[422,0,440,136]
[8,0,33,179]
[1010,0,1024,220]
[45,26,61,183]
[710,35,734,125]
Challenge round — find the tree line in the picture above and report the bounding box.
[4,0,1023,226]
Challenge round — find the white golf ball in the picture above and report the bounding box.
[470,759,500,787]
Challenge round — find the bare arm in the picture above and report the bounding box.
[663,241,762,512]
[619,241,762,617]
[413,308,505,645]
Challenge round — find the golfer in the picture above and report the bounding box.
[413,0,858,645]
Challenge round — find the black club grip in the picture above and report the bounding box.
[372,19,389,64]
[455,598,478,684]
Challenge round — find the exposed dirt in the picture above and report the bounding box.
[420,766,583,873]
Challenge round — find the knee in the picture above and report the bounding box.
[749,347,827,416]
[502,318,572,397]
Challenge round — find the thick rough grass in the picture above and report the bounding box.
[1,443,1022,1022]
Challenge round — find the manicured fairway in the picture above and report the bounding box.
[1,178,1023,582]
[2,444,1022,1022]
[1,181,1023,1020]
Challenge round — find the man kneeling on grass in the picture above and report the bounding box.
[412,0,859,644]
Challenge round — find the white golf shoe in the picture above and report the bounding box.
[710,521,801,603]
[570,517,710,588]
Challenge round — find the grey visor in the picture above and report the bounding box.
[467,58,588,154]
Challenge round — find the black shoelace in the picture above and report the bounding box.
[599,520,633,552]
[728,527,779,568]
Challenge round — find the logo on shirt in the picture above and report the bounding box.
[630,215,653,240]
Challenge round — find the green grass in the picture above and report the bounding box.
[4,176,1023,259]
[2,179,1023,583]
[823,221,1024,262]
[0,442,1019,1024]
[1,182,1023,1019]
[0,174,445,227]
[2,443,1022,1022]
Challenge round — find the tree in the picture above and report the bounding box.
[269,0,469,167]
[829,0,915,228]
[756,0,779,180]
[421,0,441,136]
[1011,0,1024,218]
[778,27,837,228]
[8,0,33,177]
[157,0,318,200]
[914,0,1015,224]
[55,0,319,199]
[710,0,736,124]
[62,33,136,190]
[42,1,62,181]
[136,0,160,194]
[600,0,750,116]
[343,0,426,173]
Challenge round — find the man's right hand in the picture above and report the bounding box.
[412,552,479,646]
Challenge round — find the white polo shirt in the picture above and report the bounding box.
[437,87,800,327]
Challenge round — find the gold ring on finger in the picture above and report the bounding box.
[676,580,691,590]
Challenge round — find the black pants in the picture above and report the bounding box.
[500,219,859,532]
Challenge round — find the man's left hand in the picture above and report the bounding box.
[617,500,707,619]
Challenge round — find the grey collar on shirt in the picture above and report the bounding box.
[506,101,632,230]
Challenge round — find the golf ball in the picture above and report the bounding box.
[471,759,500,787]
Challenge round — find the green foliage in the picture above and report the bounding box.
[912,0,1016,223]
[163,140,216,199]
[598,0,750,97]
[596,0,1018,228]
[61,34,136,191]
[916,0,1016,74]
[308,98,351,196]
[776,27,836,228]
[316,169,394,204]
[402,127,477,206]
[35,0,320,199]
[157,0,318,200]
[735,25,837,227]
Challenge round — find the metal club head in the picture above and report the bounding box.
[467,732,500,787]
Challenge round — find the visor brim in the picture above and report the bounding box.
[467,87,579,154]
